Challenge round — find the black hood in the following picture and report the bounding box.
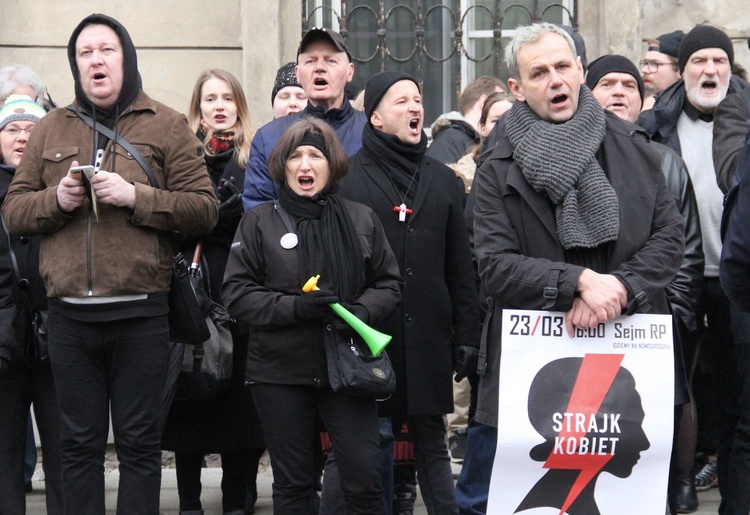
[67,13,141,120]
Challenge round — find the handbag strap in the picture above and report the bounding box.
[65,105,159,188]
[273,202,296,234]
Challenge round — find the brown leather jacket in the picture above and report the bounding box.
[2,91,218,298]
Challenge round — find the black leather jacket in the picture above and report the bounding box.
[655,143,704,332]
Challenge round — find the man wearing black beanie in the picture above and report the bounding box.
[586,54,645,122]
[338,70,480,514]
[589,53,705,513]
[640,24,750,515]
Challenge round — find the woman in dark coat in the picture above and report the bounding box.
[0,93,63,514]
[161,69,264,515]
[222,118,402,514]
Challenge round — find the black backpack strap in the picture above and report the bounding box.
[66,105,159,188]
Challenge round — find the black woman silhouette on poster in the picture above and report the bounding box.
[515,354,651,515]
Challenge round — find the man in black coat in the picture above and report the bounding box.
[457,23,684,514]
[339,70,480,514]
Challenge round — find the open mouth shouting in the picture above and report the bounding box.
[313,77,329,91]
[551,93,569,107]
[408,116,421,134]
[699,78,719,96]
[297,174,316,192]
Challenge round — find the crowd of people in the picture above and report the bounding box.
[1,12,750,515]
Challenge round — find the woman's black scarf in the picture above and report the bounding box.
[505,85,620,250]
[278,183,364,302]
[361,123,428,206]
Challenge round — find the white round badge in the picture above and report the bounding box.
[280,233,298,249]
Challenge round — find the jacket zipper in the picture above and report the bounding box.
[86,212,93,296]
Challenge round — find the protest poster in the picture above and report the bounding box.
[488,310,674,514]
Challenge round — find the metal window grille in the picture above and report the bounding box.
[303,0,577,123]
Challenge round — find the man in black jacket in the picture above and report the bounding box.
[340,70,480,515]
[458,23,684,514]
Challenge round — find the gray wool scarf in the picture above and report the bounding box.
[505,85,620,249]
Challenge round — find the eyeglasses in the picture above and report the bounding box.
[1,126,34,137]
[639,60,676,73]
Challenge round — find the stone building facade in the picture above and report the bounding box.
[1,1,748,128]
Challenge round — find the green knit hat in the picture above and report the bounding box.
[0,94,46,131]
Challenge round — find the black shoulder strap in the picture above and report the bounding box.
[273,202,296,234]
[0,215,21,285]
[66,105,159,188]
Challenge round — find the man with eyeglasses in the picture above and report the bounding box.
[640,30,684,110]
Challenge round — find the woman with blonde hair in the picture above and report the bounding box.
[162,68,264,515]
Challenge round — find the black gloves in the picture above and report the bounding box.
[453,344,479,382]
[216,177,244,232]
[294,289,339,321]
[0,355,9,375]
[332,303,369,338]
[218,193,243,220]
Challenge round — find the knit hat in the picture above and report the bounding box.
[649,30,685,58]
[271,62,302,106]
[364,71,420,120]
[678,25,734,73]
[297,27,351,61]
[586,55,645,102]
[0,94,46,131]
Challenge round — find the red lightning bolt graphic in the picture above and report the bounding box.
[543,353,625,515]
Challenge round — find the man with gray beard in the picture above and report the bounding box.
[640,24,750,515]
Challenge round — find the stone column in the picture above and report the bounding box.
[242,1,303,127]
[576,0,643,64]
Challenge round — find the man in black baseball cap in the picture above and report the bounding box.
[640,30,684,106]
[297,26,352,61]
[243,26,366,210]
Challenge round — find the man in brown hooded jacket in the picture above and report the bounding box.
[2,13,217,515]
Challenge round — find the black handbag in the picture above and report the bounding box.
[173,243,234,400]
[271,202,395,399]
[168,250,211,344]
[324,326,396,399]
[31,310,49,362]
